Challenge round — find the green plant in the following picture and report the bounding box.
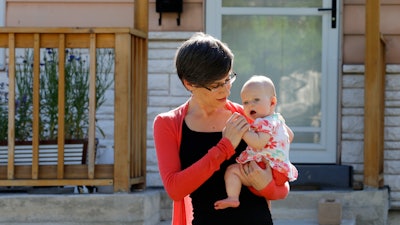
[0,82,8,141]
[0,48,114,142]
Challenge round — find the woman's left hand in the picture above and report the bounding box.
[240,158,273,191]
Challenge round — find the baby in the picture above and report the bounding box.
[215,75,298,210]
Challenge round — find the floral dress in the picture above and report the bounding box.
[236,113,298,182]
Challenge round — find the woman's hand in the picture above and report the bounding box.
[222,112,249,148]
[240,158,273,191]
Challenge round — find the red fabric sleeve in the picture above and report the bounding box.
[154,114,236,201]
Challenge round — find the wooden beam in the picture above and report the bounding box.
[132,0,148,190]
[0,165,114,179]
[364,0,385,188]
[32,33,41,179]
[134,0,149,32]
[88,33,97,179]
[7,33,16,180]
[113,33,132,192]
[57,34,66,179]
[0,179,113,187]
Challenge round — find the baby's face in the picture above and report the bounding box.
[241,83,274,120]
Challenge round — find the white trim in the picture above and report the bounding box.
[205,0,222,38]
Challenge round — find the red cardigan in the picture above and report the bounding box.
[153,100,289,225]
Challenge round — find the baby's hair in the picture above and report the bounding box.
[244,75,276,97]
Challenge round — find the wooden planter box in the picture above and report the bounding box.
[0,139,89,166]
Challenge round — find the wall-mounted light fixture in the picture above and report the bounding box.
[156,0,183,26]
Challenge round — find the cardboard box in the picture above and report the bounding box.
[318,198,342,225]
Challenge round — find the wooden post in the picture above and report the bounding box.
[134,0,148,32]
[7,33,15,180]
[57,34,66,179]
[131,0,148,190]
[364,0,385,188]
[32,33,41,179]
[113,33,132,192]
[88,33,97,179]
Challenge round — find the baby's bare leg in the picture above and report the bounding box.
[214,163,250,210]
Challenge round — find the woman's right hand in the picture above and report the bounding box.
[222,112,249,148]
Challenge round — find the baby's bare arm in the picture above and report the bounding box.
[243,129,270,150]
[285,124,294,142]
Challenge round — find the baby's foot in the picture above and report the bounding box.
[214,198,240,210]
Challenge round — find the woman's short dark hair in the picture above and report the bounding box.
[175,32,234,86]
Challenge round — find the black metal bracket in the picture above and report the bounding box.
[156,0,183,26]
[318,0,337,29]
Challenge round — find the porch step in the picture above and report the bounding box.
[0,189,162,225]
[156,221,170,225]
[157,188,389,225]
[274,218,356,225]
[156,218,356,225]
[0,187,387,225]
[271,189,389,225]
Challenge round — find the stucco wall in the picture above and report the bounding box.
[5,0,203,31]
[6,0,134,27]
[343,0,400,63]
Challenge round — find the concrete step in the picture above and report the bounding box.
[0,189,162,225]
[269,189,388,225]
[0,187,389,225]
[156,218,356,225]
[157,188,389,225]
[156,221,170,225]
[274,218,356,225]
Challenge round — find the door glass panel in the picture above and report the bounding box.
[222,0,322,7]
[223,15,322,144]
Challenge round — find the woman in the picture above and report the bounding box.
[153,32,289,225]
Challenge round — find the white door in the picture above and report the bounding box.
[206,0,340,163]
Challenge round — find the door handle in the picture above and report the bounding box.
[318,0,337,28]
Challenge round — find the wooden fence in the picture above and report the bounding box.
[0,27,147,192]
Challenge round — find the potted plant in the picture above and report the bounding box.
[0,48,114,165]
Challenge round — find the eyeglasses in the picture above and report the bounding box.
[201,72,237,92]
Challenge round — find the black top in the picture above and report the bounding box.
[180,121,273,225]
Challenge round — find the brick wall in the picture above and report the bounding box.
[146,32,193,187]
[342,64,400,209]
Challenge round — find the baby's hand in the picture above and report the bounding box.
[223,113,249,148]
[242,158,273,191]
